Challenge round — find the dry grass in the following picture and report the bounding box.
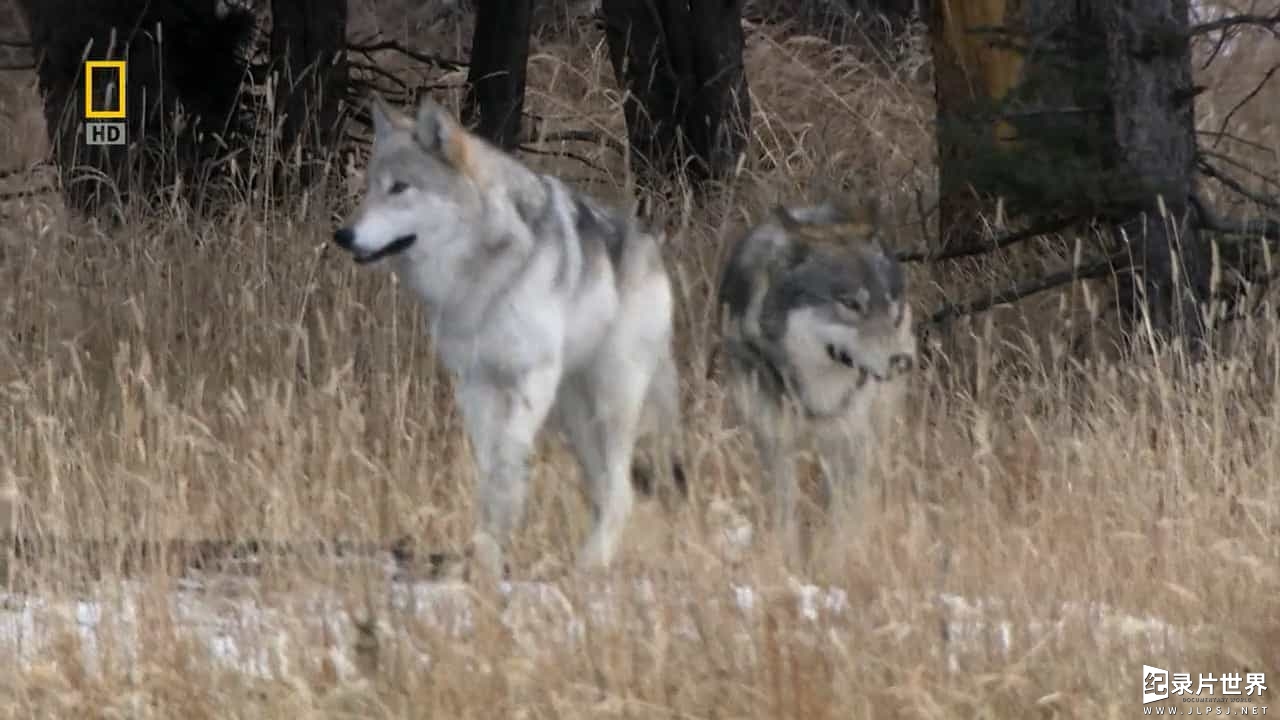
[1,3,1279,718]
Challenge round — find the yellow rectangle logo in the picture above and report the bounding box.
[84,61,126,119]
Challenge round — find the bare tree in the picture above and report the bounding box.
[1093,0,1206,340]
[601,0,752,192]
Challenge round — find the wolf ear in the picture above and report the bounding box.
[821,193,887,251]
[369,94,402,141]
[414,96,473,175]
[858,195,889,253]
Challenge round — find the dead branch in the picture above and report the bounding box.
[517,144,608,175]
[347,39,466,71]
[921,251,1133,329]
[1199,160,1280,215]
[896,215,1081,264]
[1198,16,1236,70]
[0,38,30,48]
[1210,61,1280,151]
[532,128,628,158]
[1200,149,1280,191]
[1197,129,1276,155]
[347,82,413,105]
[0,63,34,71]
[1190,11,1280,37]
[1190,192,1280,242]
[345,82,463,121]
[348,60,409,93]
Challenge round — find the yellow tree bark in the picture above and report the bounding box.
[929,0,1026,247]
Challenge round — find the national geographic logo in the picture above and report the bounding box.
[83,60,126,146]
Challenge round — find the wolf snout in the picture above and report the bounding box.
[333,226,356,250]
[826,343,855,368]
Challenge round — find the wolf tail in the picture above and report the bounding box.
[631,347,689,503]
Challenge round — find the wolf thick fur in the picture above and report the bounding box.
[332,96,684,578]
[716,200,916,554]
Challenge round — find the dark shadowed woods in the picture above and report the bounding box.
[12,0,1280,354]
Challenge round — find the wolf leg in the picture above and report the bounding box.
[732,376,800,561]
[559,354,651,570]
[816,422,866,519]
[752,417,801,561]
[632,346,687,506]
[457,363,561,580]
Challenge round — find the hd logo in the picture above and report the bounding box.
[84,60,126,146]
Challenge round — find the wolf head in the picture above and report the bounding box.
[764,200,917,390]
[332,95,493,279]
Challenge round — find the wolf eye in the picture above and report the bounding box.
[388,180,410,195]
[839,296,865,314]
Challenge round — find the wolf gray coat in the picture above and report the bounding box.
[333,96,684,578]
[716,201,916,556]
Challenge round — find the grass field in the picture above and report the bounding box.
[0,2,1278,717]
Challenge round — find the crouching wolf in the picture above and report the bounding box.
[332,95,685,579]
[716,200,917,557]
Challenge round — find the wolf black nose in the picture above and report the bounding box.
[889,353,915,374]
[333,227,355,249]
[826,343,855,368]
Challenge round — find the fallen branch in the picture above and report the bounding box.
[921,250,1133,329]
[1190,192,1280,242]
[1190,11,1280,37]
[532,128,628,158]
[896,215,1080,264]
[4,532,451,577]
[517,144,608,175]
[347,39,466,71]
[1199,160,1280,215]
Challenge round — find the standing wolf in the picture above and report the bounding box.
[332,95,685,579]
[716,199,916,556]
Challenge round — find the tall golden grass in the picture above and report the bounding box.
[0,2,1278,717]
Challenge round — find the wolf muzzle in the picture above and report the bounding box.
[332,227,418,265]
[826,343,915,382]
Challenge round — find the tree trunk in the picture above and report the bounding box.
[463,0,533,149]
[1092,0,1207,343]
[602,0,751,191]
[270,0,349,180]
[926,0,1025,248]
[927,0,1207,344]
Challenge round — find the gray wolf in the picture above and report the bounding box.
[715,199,916,557]
[332,95,685,579]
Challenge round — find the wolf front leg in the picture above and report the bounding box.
[456,364,561,581]
[815,419,869,519]
[740,398,801,562]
